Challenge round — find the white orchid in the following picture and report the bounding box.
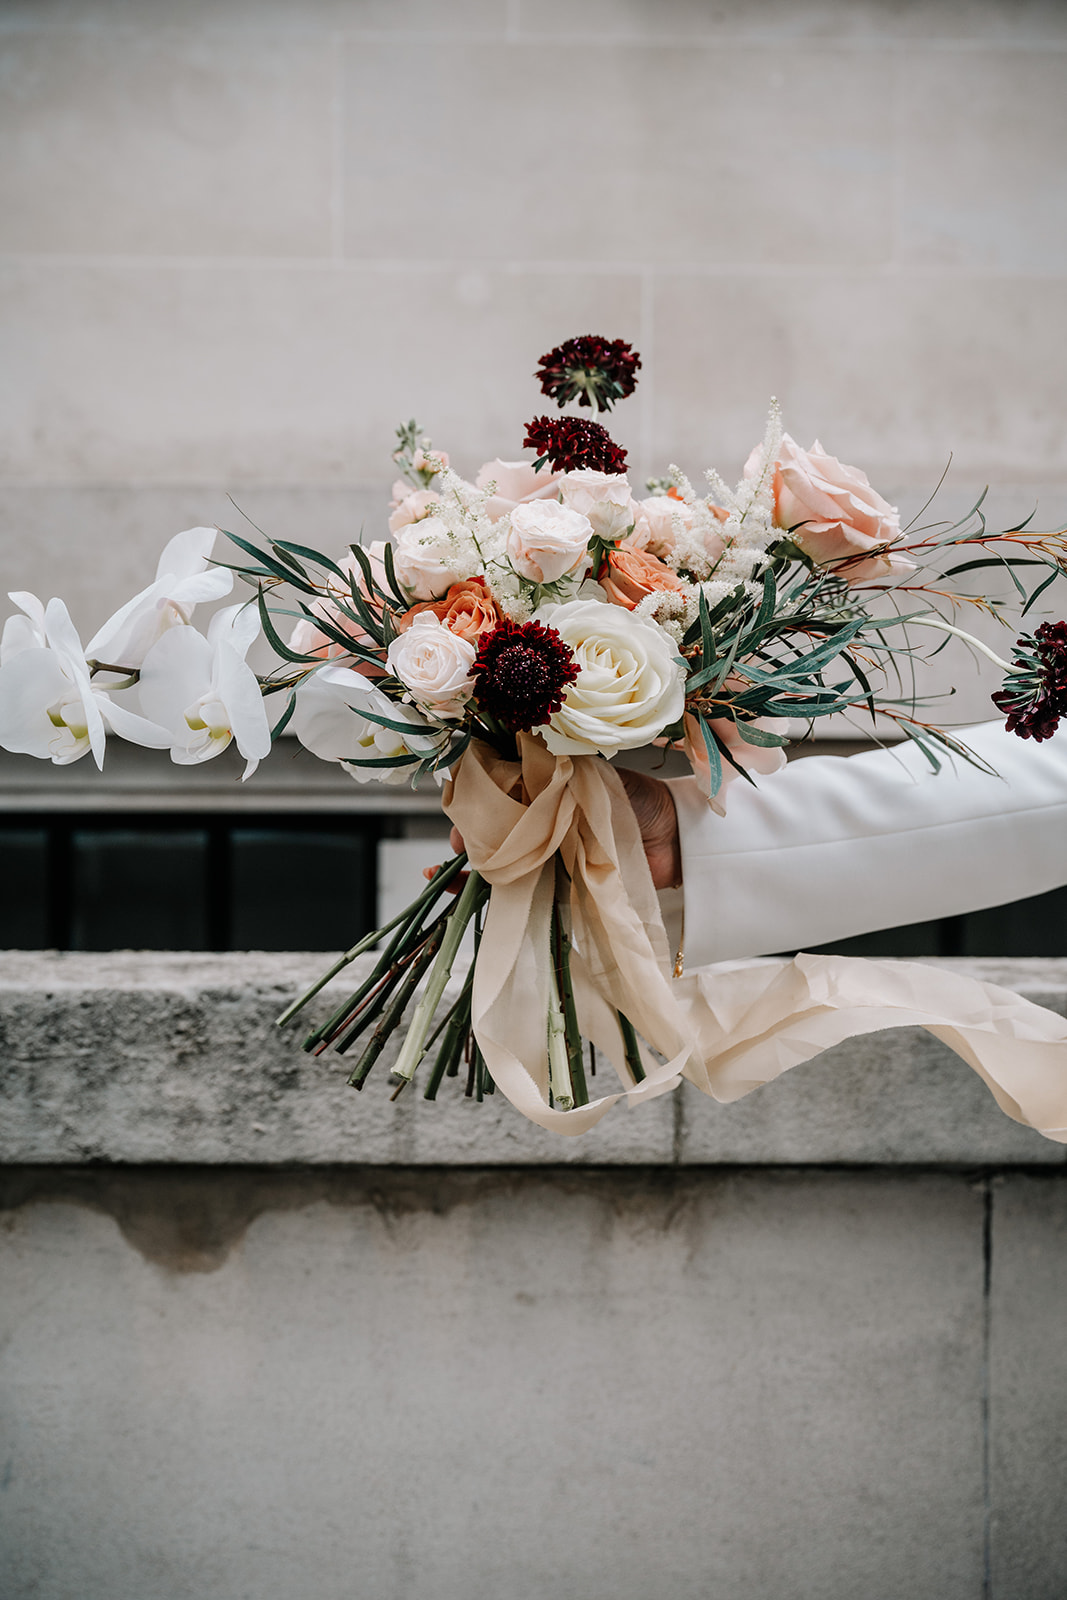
[85,526,233,673]
[290,664,446,785]
[138,603,272,779]
[0,593,171,767]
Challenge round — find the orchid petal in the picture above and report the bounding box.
[138,625,214,734]
[7,592,47,636]
[154,526,218,584]
[214,641,271,777]
[1,613,44,664]
[96,695,173,750]
[208,601,260,661]
[0,648,76,759]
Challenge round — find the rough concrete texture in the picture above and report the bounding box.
[989,1175,1067,1597]
[0,1167,995,1600]
[2,952,1065,1167]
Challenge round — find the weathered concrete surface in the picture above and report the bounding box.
[990,1175,1067,1597]
[2,953,1065,1167]
[0,1167,990,1600]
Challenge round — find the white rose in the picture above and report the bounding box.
[538,598,684,758]
[506,500,593,585]
[392,516,459,601]
[558,470,635,542]
[386,612,476,719]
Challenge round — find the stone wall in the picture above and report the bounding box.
[2,952,1066,1598]
[2,1,1066,726]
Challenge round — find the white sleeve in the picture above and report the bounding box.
[666,721,1067,966]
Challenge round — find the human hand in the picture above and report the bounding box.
[433,767,682,891]
[615,767,682,890]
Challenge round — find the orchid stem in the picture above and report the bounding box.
[906,615,1013,670]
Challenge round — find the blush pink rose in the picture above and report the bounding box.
[288,544,387,677]
[474,459,562,522]
[681,710,788,815]
[388,486,442,535]
[746,434,914,586]
[632,493,728,564]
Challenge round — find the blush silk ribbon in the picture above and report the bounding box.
[443,736,1067,1141]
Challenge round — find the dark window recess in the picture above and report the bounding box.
[790,886,1067,960]
[0,815,1064,955]
[0,815,378,952]
[0,829,49,947]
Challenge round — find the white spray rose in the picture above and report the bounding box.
[393,516,460,601]
[558,471,635,543]
[538,598,684,758]
[386,612,476,720]
[506,500,593,585]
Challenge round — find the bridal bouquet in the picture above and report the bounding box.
[4,334,1067,1134]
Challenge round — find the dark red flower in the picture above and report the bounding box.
[535,335,641,413]
[471,618,579,733]
[523,415,628,475]
[992,621,1067,741]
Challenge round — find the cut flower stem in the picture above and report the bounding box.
[277,852,468,1031]
[389,868,487,1087]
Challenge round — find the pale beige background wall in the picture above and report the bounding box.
[1,0,1066,720]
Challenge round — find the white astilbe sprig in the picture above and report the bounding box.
[417,457,507,586]
[662,465,724,580]
[632,584,699,640]
[695,399,784,589]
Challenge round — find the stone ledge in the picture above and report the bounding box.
[1,952,1065,1168]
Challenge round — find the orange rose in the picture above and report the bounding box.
[397,578,501,644]
[599,546,690,610]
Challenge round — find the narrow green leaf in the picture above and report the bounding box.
[381,539,410,608]
[224,530,320,594]
[732,721,791,748]
[273,540,349,582]
[696,715,723,797]
[256,589,320,664]
[340,751,424,769]
[1021,567,1061,618]
[271,693,297,742]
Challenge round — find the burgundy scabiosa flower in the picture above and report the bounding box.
[535,335,642,413]
[992,620,1067,741]
[471,618,580,734]
[523,415,628,476]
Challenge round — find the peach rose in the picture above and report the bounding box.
[746,434,914,585]
[397,578,501,645]
[599,545,690,610]
[474,459,562,522]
